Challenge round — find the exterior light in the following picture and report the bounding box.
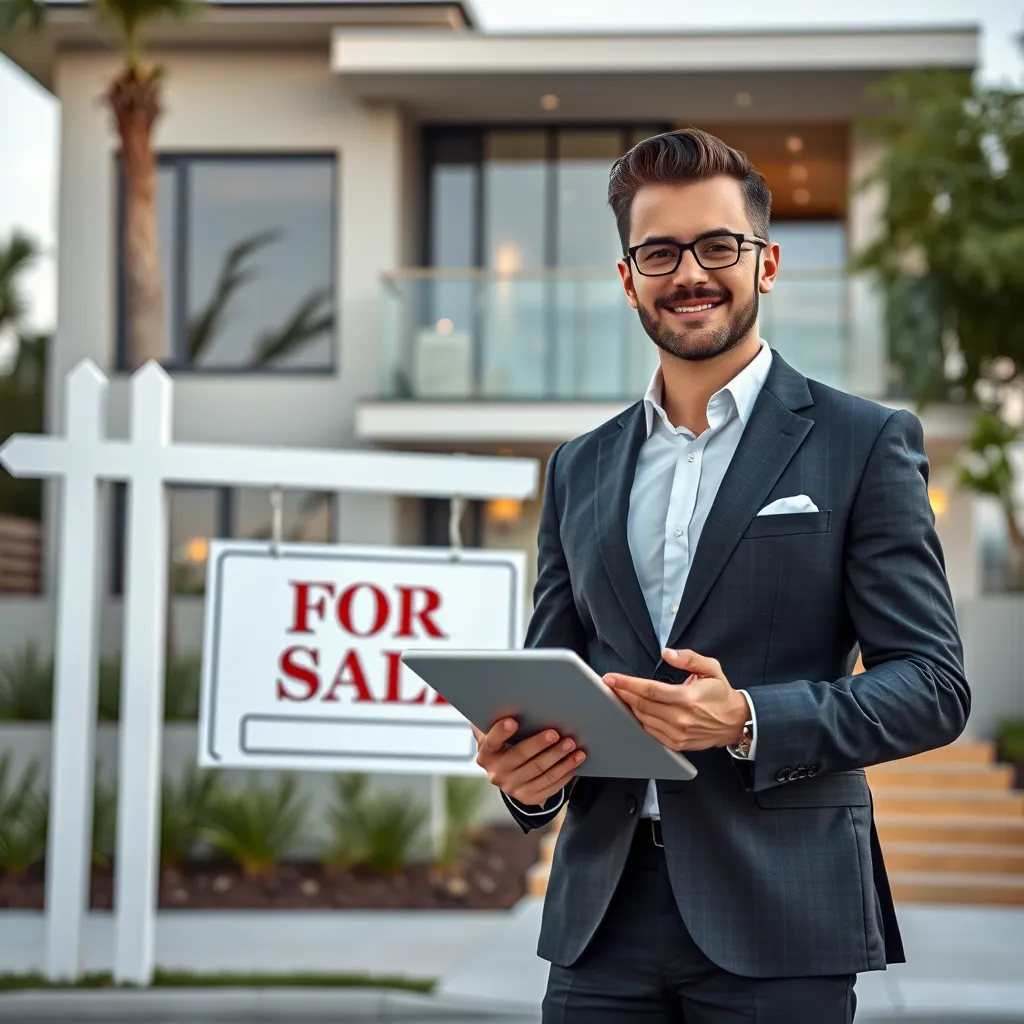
[540,93,560,111]
[928,487,949,518]
[183,537,209,563]
[487,497,523,526]
[494,244,522,275]
[435,317,454,335]
[789,164,809,183]
[734,92,753,108]
[786,135,804,153]
[793,188,811,205]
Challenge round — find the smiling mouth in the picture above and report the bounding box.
[663,298,727,316]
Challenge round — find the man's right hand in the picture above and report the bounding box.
[472,718,586,807]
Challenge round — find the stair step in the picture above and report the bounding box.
[885,740,995,766]
[539,832,558,865]
[526,860,550,898]
[872,790,1024,817]
[876,815,1024,846]
[883,842,1024,874]
[890,871,1024,906]
[866,763,1015,790]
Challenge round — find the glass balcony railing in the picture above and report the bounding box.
[379,269,885,402]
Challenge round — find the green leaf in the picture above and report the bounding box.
[0,645,53,722]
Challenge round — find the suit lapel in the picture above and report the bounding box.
[665,353,815,651]
[596,404,662,664]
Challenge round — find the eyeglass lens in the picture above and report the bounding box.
[634,235,741,275]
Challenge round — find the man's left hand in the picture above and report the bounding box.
[604,648,749,751]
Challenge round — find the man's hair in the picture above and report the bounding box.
[607,128,772,255]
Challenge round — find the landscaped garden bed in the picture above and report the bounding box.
[0,825,541,912]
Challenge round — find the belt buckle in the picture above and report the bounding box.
[650,818,664,848]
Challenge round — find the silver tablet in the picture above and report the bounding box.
[400,648,697,781]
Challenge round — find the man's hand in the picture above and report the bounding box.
[604,648,748,751]
[472,718,586,807]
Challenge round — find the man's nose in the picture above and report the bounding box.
[669,249,710,290]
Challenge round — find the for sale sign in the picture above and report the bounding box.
[198,541,525,774]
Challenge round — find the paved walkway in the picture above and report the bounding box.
[2,902,1023,1021]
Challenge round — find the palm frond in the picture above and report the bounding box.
[187,229,281,362]
[251,287,333,366]
[0,231,41,334]
[0,0,46,35]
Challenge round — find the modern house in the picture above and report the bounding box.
[1,3,1020,729]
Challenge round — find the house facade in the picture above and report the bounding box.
[4,4,1020,729]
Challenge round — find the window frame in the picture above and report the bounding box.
[114,151,339,376]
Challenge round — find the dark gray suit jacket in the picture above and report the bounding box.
[503,352,969,978]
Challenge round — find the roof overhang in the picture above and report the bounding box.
[0,0,474,91]
[331,26,979,121]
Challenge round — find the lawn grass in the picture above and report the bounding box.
[0,970,435,993]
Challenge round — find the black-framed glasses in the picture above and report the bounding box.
[627,233,768,276]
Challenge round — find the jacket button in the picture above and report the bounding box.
[626,794,638,815]
[791,766,808,780]
[807,765,820,778]
[655,673,673,683]
[775,767,792,784]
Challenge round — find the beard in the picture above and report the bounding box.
[636,284,759,363]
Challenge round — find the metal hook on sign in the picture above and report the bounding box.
[270,486,284,558]
[449,493,466,561]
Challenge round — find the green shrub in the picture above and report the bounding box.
[322,774,427,876]
[164,655,201,721]
[97,656,121,722]
[0,645,53,721]
[996,718,1024,764]
[435,776,488,870]
[0,754,47,875]
[91,778,117,869]
[160,765,220,870]
[202,775,308,879]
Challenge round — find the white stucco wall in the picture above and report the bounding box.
[44,50,410,588]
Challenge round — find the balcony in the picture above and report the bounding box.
[364,268,886,444]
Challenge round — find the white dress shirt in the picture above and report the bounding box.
[630,341,772,816]
[512,342,773,821]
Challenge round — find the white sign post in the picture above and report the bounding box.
[0,359,538,986]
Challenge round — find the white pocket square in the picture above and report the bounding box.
[756,494,819,516]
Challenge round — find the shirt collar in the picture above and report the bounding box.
[643,341,774,439]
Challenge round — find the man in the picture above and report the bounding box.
[473,128,969,1023]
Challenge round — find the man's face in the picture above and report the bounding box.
[617,176,780,362]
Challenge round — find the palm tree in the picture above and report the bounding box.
[0,0,200,370]
[0,230,39,352]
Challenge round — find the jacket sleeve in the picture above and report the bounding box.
[744,408,970,792]
[502,442,589,831]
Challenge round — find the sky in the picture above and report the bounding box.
[0,0,1021,342]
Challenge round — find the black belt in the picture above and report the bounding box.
[636,817,664,848]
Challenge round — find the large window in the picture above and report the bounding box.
[117,154,337,372]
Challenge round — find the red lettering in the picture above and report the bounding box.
[394,586,448,640]
[337,583,390,638]
[276,646,321,701]
[288,581,335,634]
[322,648,375,702]
[382,650,427,704]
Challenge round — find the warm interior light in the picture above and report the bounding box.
[183,537,209,563]
[540,93,560,111]
[435,317,454,335]
[487,498,523,526]
[788,164,809,183]
[928,487,949,518]
[494,244,522,275]
[733,91,753,108]
[786,135,804,153]
[792,188,811,205]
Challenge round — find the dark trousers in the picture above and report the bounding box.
[542,822,856,1024]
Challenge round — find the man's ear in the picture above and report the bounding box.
[758,241,781,295]
[617,259,639,310]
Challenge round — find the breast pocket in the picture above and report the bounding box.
[742,510,831,540]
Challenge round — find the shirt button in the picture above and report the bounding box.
[674,527,683,538]
[687,453,695,463]
[671,602,679,613]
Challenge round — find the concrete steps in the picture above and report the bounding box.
[872,790,1024,816]
[876,814,1024,846]
[889,871,1024,906]
[883,841,1024,874]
